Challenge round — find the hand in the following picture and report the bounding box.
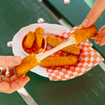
[0,56,22,67]
[0,67,30,94]
[82,0,105,27]
[0,56,30,94]
[91,25,105,46]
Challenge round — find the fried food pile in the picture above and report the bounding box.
[40,24,97,67]
[22,27,45,54]
[15,25,97,75]
[40,35,79,67]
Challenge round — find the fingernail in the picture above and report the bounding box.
[82,19,89,27]
[24,76,29,79]
[24,76,30,80]
[13,56,21,64]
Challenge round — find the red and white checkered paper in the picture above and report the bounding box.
[45,25,104,81]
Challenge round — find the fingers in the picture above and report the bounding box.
[10,76,30,93]
[0,75,30,94]
[18,76,30,88]
[10,75,19,83]
[0,75,10,83]
[0,82,10,93]
[99,37,105,46]
[0,56,22,67]
[91,26,105,46]
[99,25,105,32]
[82,0,105,27]
[93,35,105,46]
[91,33,105,39]
[0,68,29,94]
[8,67,15,77]
[0,68,7,75]
[95,39,100,44]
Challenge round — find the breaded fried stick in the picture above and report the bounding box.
[40,55,78,67]
[46,36,80,55]
[72,24,97,45]
[24,31,35,48]
[53,25,97,50]
[35,27,44,49]
[15,53,40,75]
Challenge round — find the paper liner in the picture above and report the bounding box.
[45,25,104,81]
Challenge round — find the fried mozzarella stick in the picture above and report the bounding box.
[24,31,35,48]
[72,24,97,45]
[46,36,80,55]
[35,27,44,49]
[40,55,78,67]
[53,24,97,50]
[15,53,40,75]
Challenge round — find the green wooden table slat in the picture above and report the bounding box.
[0,0,59,104]
[0,92,27,105]
[44,0,105,59]
[0,0,60,56]
[25,65,105,105]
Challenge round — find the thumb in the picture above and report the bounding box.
[0,56,22,67]
[82,0,105,27]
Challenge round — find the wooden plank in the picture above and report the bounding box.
[0,92,27,105]
[43,0,105,58]
[25,65,105,105]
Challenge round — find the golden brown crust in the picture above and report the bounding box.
[46,36,80,55]
[15,53,40,75]
[40,55,78,67]
[47,36,63,47]
[35,27,44,49]
[24,31,35,48]
[71,24,97,45]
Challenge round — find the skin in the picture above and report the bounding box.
[82,0,105,46]
[0,56,30,94]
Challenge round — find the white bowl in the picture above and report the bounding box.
[21,36,46,56]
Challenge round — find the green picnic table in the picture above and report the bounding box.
[43,0,105,58]
[0,0,105,105]
[0,92,27,105]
